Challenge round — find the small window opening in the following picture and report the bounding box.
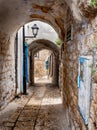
[34,52,39,58]
[66,25,72,42]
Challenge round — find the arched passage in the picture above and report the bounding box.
[29,39,59,86]
[0,0,97,130]
[0,1,85,129]
[33,49,53,84]
[0,2,85,129]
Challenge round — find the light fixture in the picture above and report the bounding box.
[31,24,39,37]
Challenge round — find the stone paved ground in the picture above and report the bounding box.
[0,84,70,130]
[35,76,52,84]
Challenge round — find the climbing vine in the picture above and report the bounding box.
[90,0,97,8]
[55,38,62,46]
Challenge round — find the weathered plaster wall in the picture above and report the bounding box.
[76,16,97,130]
[59,9,97,129]
[61,38,86,129]
[0,32,16,110]
[86,17,97,130]
[59,8,87,130]
[89,83,97,130]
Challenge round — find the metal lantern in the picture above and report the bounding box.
[31,24,39,37]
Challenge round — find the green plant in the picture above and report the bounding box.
[92,41,97,49]
[89,64,97,75]
[90,0,97,8]
[91,67,97,75]
[89,64,93,68]
[55,38,62,46]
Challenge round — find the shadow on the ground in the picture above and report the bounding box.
[0,84,69,130]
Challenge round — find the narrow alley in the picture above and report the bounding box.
[0,0,97,130]
[0,84,69,130]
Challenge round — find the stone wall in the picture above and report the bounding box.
[59,11,97,129]
[77,16,97,130]
[88,83,97,130]
[59,8,87,129]
[33,49,59,85]
[34,50,50,78]
[61,39,87,130]
[0,1,97,129]
[88,17,97,130]
[52,53,59,85]
[0,32,16,110]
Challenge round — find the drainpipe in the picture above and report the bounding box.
[23,25,27,94]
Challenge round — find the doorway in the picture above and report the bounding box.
[34,49,52,84]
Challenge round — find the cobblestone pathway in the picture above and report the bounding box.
[0,84,70,130]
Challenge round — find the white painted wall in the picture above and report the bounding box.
[17,27,23,93]
[25,21,58,44]
[78,56,93,124]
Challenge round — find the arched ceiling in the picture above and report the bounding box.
[0,0,83,39]
[29,39,59,56]
[32,48,51,56]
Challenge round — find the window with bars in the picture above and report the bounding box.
[34,52,39,58]
[66,25,72,42]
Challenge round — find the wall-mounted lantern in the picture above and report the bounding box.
[31,24,39,38]
[23,23,39,94]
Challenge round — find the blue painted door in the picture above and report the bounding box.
[23,42,29,83]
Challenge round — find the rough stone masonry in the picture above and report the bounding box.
[0,0,97,130]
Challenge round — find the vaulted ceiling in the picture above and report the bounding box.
[29,39,59,56]
[0,0,82,37]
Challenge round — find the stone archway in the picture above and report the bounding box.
[1,0,97,129]
[29,39,59,86]
[0,1,85,129]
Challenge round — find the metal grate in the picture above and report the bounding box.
[66,25,72,42]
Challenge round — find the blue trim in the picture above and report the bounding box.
[78,75,80,88]
[79,57,89,63]
[78,106,87,125]
[45,60,49,70]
